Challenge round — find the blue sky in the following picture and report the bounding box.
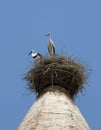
[0,0,100,129]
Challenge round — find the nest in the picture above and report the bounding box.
[24,55,88,99]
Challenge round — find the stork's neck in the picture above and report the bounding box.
[48,34,51,40]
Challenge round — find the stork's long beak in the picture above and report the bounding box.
[45,34,49,37]
[28,51,32,55]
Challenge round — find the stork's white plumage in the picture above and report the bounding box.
[46,32,55,56]
[29,50,42,63]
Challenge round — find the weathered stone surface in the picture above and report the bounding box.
[18,90,90,130]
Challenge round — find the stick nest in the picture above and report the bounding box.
[24,55,88,99]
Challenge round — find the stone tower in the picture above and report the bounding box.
[18,55,90,130]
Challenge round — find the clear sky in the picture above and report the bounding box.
[0,0,100,129]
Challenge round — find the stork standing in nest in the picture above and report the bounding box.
[46,32,55,56]
[29,50,42,64]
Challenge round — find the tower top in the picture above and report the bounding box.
[24,55,88,100]
[18,90,90,130]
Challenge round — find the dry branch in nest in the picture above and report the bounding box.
[24,55,88,99]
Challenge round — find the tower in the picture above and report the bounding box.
[18,55,90,130]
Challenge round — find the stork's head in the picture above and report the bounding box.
[28,50,35,55]
[46,32,51,37]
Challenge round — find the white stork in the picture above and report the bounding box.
[46,32,55,56]
[29,50,42,63]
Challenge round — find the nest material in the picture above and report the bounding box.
[24,55,88,99]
